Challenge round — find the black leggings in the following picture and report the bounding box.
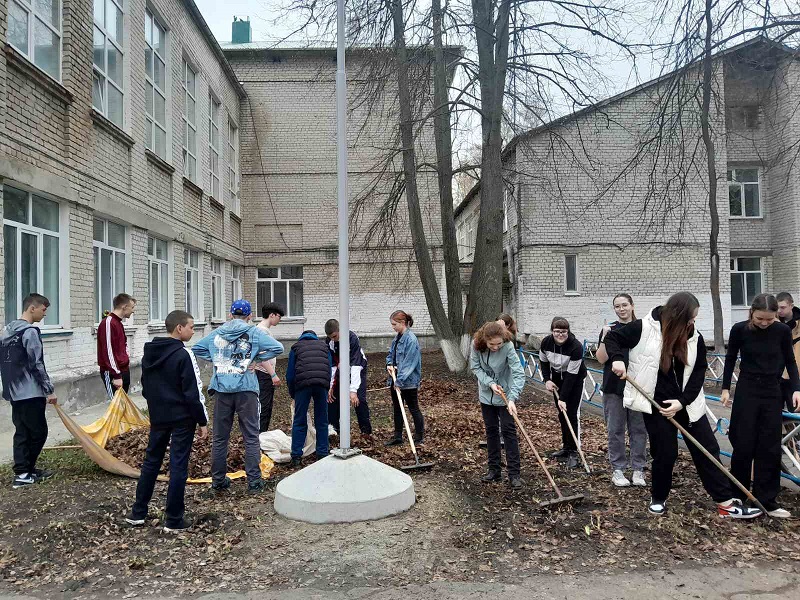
[391,387,424,441]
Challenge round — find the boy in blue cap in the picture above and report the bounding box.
[192,299,283,494]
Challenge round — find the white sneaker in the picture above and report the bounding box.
[328,425,338,437]
[631,470,646,487]
[611,470,630,487]
[767,507,791,519]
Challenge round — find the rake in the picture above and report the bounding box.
[389,367,434,472]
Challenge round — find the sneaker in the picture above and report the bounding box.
[203,476,232,498]
[549,448,571,459]
[717,499,762,520]
[384,437,403,447]
[12,473,35,489]
[509,477,523,490]
[124,516,146,527]
[413,438,425,447]
[481,470,502,483]
[611,470,631,487]
[648,499,667,516]
[32,468,54,482]
[328,425,338,437]
[247,479,267,494]
[632,471,646,487]
[767,507,791,519]
[566,453,579,469]
[290,456,302,468]
[163,518,192,533]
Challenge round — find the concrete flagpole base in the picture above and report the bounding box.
[274,452,416,523]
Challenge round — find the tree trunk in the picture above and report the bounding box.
[700,0,725,352]
[388,0,466,371]
[463,0,512,334]
[431,0,463,338]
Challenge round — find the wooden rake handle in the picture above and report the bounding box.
[624,375,768,515]
[388,367,419,458]
[553,388,591,474]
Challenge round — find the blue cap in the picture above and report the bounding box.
[230,299,252,316]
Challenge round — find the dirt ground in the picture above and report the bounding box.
[0,351,798,598]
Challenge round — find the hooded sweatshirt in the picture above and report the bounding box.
[141,337,208,428]
[539,332,587,400]
[470,341,526,405]
[0,320,54,402]
[191,319,284,394]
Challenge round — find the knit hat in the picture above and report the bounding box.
[230,299,252,316]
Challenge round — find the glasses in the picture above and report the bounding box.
[552,329,569,335]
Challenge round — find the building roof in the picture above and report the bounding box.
[453,36,797,219]
[183,0,246,99]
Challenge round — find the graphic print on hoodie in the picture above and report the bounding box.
[213,332,254,375]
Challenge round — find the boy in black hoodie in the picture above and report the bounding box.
[125,310,208,532]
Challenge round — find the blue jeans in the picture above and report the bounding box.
[292,385,329,458]
[131,423,195,528]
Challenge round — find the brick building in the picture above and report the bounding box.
[0,3,441,407]
[455,39,800,343]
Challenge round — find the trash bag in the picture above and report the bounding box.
[259,400,317,463]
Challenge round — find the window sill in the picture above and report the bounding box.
[40,328,74,339]
[91,109,134,148]
[209,196,225,211]
[255,316,307,324]
[563,292,581,297]
[92,324,137,336]
[4,44,73,105]
[230,212,242,224]
[145,149,176,176]
[147,323,168,334]
[729,216,763,220]
[183,177,203,196]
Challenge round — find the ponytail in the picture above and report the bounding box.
[390,310,414,328]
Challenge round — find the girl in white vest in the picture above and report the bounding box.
[603,292,762,519]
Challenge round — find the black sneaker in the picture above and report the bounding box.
[413,438,425,447]
[163,518,193,533]
[509,477,523,490]
[290,457,302,468]
[384,437,403,447]
[549,448,571,459]
[12,473,36,489]
[648,499,667,516]
[247,479,267,494]
[481,471,502,483]
[203,476,232,498]
[566,453,579,469]
[32,468,54,482]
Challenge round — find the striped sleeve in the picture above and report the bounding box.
[183,347,209,426]
[104,316,121,377]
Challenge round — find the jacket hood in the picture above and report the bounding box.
[214,319,255,341]
[142,337,186,370]
[298,331,320,341]
[786,306,800,328]
[0,320,34,344]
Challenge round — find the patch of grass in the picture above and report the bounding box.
[0,436,104,481]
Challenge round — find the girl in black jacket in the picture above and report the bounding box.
[721,293,800,518]
[539,317,587,468]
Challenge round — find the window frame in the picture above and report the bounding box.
[730,257,763,307]
[92,217,128,324]
[182,60,198,181]
[144,9,168,160]
[184,248,200,318]
[230,264,242,304]
[92,0,125,127]
[208,93,221,200]
[147,235,171,323]
[727,167,762,219]
[228,119,239,214]
[564,254,579,295]
[3,186,63,328]
[8,0,63,81]
[256,266,304,318]
[210,258,224,320]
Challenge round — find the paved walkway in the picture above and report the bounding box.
[0,394,147,464]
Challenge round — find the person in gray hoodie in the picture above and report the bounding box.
[0,293,57,488]
[470,321,526,489]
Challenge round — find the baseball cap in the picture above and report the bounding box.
[230,299,252,316]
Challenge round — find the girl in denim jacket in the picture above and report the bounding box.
[385,310,424,446]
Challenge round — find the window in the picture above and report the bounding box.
[92,0,124,127]
[564,254,578,293]
[147,236,170,321]
[182,61,197,181]
[144,10,167,159]
[730,257,762,307]
[208,95,221,199]
[211,258,223,320]
[728,168,760,217]
[184,248,200,317]
[228,119,239,214]
[8,0,62,80]
[230,264,242,303]
[457,226,466,259]
[257,266,303,317]
[93,218,126,323]
[3,186,61,326]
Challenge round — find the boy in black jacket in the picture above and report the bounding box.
[126,310,208,532]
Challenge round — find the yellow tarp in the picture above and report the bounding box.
[54,389,273,483]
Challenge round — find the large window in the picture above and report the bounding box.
[731,257,762,307]
[564,254,578,294]
[8,0,62,80]
[208,95,221,199]
[3,186,61,326]
[230,264,242,303]
[93,218,126,323]
[92,0,124,127]
[184,248,200,317]
[147,236,170,321]
[182,61,197,181]
[257,266,303,317]
[144,10,167,159]
[228,120,239,214]
[728,168,761,218]
[211,258,223,320]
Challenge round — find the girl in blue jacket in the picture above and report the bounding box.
[471,321,526,489]
[385,310,424,446]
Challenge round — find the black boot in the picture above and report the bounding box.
[509,477,523,490]
[566,452,579,469]
[384,435,404,447]
[481,470,502,483]
[549,448,571,459]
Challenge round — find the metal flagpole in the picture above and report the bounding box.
[336,0,351,451]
